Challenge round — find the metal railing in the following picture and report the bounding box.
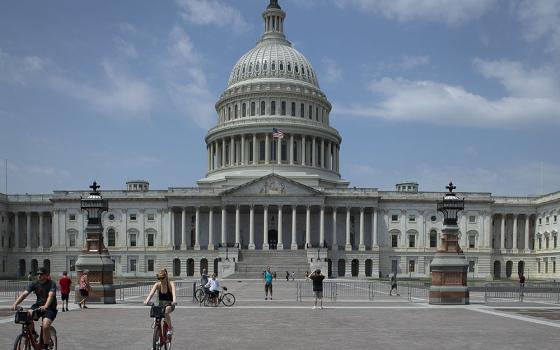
[0,281,28,299]
[296,281,431,302]
[484,282,560,303]
[115,281,198,302]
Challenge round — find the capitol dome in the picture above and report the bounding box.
[198,0,348,190]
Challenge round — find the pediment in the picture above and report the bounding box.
[221,174,322,197]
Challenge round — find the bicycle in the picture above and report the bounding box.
[147,302,173,350]
[13,307,57,350]
[194,286,207,304]
[201,286,235,307]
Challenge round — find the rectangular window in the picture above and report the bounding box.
[554,215,557,223]
[315,107,319,121]
[281,101,286,115]
[69,214,76,221]
[537,259,541,273]
[129,234,137,247]
[391,215,399,222]
[391,235,398,248]
[129,213,137,221]
[271,101,276,115]
[259,141,266,161]
[293,142,298,163]
[408,235,415,248]
[408,215,415,222]
[546,217,550,224]
[469,216,476,223]
[108,232,116,247]
[251,102,256,116]
[391,260,398,274]
[308,105,312,119]
[469,235,476,248]
[291,102,296,116]
[430,232,437,248]
[539,218,542,225]
[147,259,154,272]
[539,237,542,250]
[300,104,304,118]
[69,258,76,272]
[468,261,475,273]
[281,141,287,161]
[408,260,415,273]
[147,213,155,221]
[69,233,76,248]
[147,233,154,247]
[270,140,276,161]
[260,101,266,116]
[554,236,558,248]
[130,259,137,272]
[546,237,550,249]
[553,260,557,274]
[545,260,549,274]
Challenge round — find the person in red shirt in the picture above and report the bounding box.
[58,271,72,312]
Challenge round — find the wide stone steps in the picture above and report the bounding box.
[232,250,310,279]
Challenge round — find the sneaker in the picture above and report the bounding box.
[83,305,88,309]
[312,306,317,310]
[265,297,268,300]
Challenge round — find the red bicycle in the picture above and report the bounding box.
[147,302,172,350]
[13,307,57,350]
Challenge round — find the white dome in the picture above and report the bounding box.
[227,42,319,88]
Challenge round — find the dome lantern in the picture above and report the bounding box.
[260,0,288,44]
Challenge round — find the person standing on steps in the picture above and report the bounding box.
[58,271,72,312]
[264,266,273,300]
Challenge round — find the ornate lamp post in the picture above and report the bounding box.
[429,182,469,305]
[74,181,116,304]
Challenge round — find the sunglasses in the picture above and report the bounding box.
[37,273,45,276]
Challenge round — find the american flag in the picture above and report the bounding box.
[272,128,284,139]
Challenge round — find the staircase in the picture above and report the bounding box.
[228,250,309,279]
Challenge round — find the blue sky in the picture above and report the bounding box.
[1,0,559,196]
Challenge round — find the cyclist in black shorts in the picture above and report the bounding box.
[12,267,58,350]
[145,269,177,337]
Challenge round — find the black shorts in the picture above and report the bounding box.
[80,288,89,297]
[31,305,58,322]
[61,293,69,301]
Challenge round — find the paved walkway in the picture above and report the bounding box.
[1,280,559,349]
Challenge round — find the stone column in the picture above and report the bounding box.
[249,205,255,250]
[321,138,325,168]
[210,142,214,171]
[222,139,226,167]
[252,134,257,165]
[277,206,283,250]
[289,134,294,165]
[305,206,311,248]
[319,206,325,248]
[181,208,187,250]
[265,134,270,164]
[513,214,518,250]
[400,210,407,247]
[345,207,351,251]
[500,214,506,249]
[359,207,365,251]
[291,206,297,250]
[327,141,332,170]
[418,210,425,249]
[38,212,44,249]
[208,208,214,250]
[332,207,337,250]
[479,212,485,249]
[461,214,468,248]
[524,216,530,250]
[241,135,245,165]
[312,137,316,167]
[485,213,492,248]
[230,136,235,166]
[263,206,269,250]
[235,205,240,247]
[51,211,58,248]
[221,206,227,247]
[167,209,174,248]
[277,137,281,165]
[26,212,31,249]
[301,135,306,166]
[372,209,378,248]
[194,207,200,250]
[14,212,20,249]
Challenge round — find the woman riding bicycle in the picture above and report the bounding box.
[145,269,177,337]
[204,273,220,306]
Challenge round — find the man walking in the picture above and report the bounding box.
[308,269,325,309]
[78,270,90,309]
[264,266,273,300]
[389,272,400,296]
[58,271,72,312]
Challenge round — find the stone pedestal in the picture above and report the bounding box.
[429,224,469,305]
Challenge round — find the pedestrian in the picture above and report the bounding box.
[291,271,295,281]
[308,269,325,309]
[58,271,72,312]
[286,271,290,281]
[201,268,209,287]
[519,273,526,287]
[27,271,34,281]
[389,272,399,296]
[273,271,277,280]
[78,270,90,309]
[264,266,273,300]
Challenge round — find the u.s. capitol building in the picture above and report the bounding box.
[1,1,559,280]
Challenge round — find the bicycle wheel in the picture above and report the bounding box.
[221,293,236,307]
[195,288,205,303]
[48,327,57,350]
[152,322,160,350]
[13,334,31,350]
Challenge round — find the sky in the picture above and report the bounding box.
[0,0,559,196]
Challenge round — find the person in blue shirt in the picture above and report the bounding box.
[264,266,273,300]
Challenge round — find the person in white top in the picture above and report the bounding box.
[204,273,220,306]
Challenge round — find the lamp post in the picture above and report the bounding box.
[429,182,470,305]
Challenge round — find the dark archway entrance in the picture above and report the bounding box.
[200,258,208,275]
[518,261,525,276]
[214,258,219,276]
[186,259,194,277]
[338,259,345,277]
[18,259,26,277]
[173,258,181,276]
[31,259,38,275]
[43,259,50,273]
[506,261,513,279]
[268,229,278,250]
[327,259,332,278]
[365,259,373,277]
[493,261,501,279]
[351,259,359,277]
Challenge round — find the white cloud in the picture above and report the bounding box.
[518,0,560,55]
[48,60,154,117]
[333,0,497,25]
[162,26,215,128]
[400,55,430,70]
[114,37,139,59]
[321,58,343,83]
[0,49,47,85]
[335,59,560,128]
[175,0,249,33]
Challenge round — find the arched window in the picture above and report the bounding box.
[300,103,304,118]
[429,230,437,248]
[271,61,276,71]
[248,63,252,72]
[279,61,284,71]
[256,62,260,71]
[292,142,298,163]
[287,62,291,72]
[250,102,256,116]
[301,66,306,75]
[291,102,296,116]
[271,101,276,115]
[242,103,246,117]
[263,61,268,70]
[260,101,266,116]
[234,104,238,119]
[295,65,299,73]
[281,101,286,115]
[308,105,312,119]
[315,107,319,121]
[107,228,116,247]
[228,107,231,120]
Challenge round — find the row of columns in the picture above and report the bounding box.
[495,214,534,250]
[207,133,340,173]
[174,206,378,251]
[9,212,50,249]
